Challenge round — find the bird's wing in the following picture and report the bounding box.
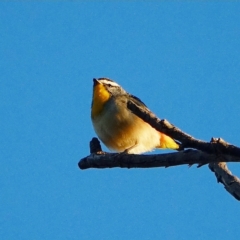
[129,94,148,108]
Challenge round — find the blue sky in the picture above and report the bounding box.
[1,2,240,240]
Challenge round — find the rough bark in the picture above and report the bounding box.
[79,138,240,170]
[209,162,240,201]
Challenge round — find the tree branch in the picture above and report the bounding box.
[79,138,240,171]
[79,144,240,170]
[127,100,240,158]
[78,100,240,201]
[209,162,240,201]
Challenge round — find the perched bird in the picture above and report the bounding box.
[91,78,179,154]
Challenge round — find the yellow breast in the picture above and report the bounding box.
[91,83,111,118]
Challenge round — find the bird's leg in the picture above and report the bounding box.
[114,143,138,168]
[120,142,139,154]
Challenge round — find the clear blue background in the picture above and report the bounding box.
[1,2,240,240]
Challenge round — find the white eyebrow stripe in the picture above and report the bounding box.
[99,79,120,87]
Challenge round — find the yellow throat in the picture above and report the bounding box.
[91,81,111,118]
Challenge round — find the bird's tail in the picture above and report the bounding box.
[158,133,179,150]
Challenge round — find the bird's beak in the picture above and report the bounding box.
[93,78,100,86]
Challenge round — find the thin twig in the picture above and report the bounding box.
[209,162,240,201]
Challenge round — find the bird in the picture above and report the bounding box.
[91,77,179,154]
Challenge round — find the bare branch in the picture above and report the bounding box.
[127,100,240,158]
[209,162,240,201]
[79,139,240,170]
[79,150,209,169]
[79,101,240,201]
